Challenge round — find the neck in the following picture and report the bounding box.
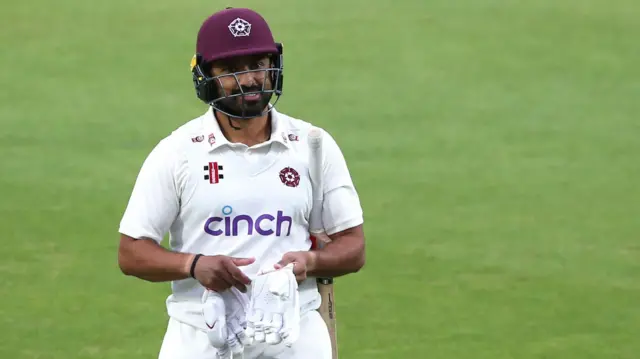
[215,110,271,147]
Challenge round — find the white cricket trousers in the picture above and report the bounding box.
[158,310,332,359]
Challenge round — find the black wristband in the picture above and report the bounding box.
[190,254,203,278]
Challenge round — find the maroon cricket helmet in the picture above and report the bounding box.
[191,8,284,119]
[197,8,279,62]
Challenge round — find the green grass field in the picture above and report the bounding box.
[2,0,639,358]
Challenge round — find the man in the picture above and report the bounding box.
[117,7,365,359]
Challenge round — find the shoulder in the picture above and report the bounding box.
[146,109,213,158]
[274,110,340,150]
[166,111,210,147]
[143,110,210,170]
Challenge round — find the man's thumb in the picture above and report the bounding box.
[231,257,255,266]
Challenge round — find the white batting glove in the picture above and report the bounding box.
[225,287,251,356]
[202,290,228,357]
[202,288,251,359]
[245,263,301,347]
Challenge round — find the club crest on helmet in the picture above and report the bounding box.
[228,18,251,37]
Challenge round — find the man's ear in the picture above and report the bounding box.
[201,61,214,77]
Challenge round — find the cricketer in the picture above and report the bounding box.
[117,7,366,359]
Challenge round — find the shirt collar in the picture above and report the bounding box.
[202,106,291,152]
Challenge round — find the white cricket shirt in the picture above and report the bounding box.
[118,107,364,329]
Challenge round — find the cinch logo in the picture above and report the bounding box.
[204,205,292,237]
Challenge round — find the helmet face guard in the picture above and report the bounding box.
[191,43,284,120]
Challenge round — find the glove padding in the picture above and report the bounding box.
[202,288,251,359]
[245,263,300,347]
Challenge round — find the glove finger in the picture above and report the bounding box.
[215,344,231,359]
[232,318,251,347]
[282,291,301,348]
[265,313,283,345]
[244,310,258,345]
[262,312,273,336]
[227,332,244,355]
[265,331,282,345]
[261,312,273,329]
[283,325,299,348]
[254,328,265,343]
[227,317,245,354]
[268,313,283,334]
[254,311,270,343]
[247,309,263,344]
[243,296,255,345]
[244,324,255,346]
[229,341,244,356]
[236,330,251,347]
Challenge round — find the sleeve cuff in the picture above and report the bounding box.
[325,216,364,236]
[118,225,163,243]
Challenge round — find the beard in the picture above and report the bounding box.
[214,85,273,119]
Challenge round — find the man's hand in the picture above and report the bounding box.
[194,255,255,292]
[273,251,316,283]
[274,251,317,283]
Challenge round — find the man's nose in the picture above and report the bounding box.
[235,67,258,88]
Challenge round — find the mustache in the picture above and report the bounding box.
[232,86,262,96]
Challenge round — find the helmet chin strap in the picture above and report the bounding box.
[229,96,248,130]
[215,111,272,145]
[222,104,255,130]
[214,108,271,133]
[227,116,242,130]
[214,96,260,129]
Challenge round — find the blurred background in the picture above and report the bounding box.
[1,0,639,358]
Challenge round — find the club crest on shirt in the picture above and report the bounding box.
[279,167,300,188]
[281,132,299,143]
[208,133,216,146]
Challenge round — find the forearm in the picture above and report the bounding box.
[118,235,193,282]
[308,226,365,278]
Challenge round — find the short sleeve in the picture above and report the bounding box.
[320,130,364,235]
[118,137,181,243]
